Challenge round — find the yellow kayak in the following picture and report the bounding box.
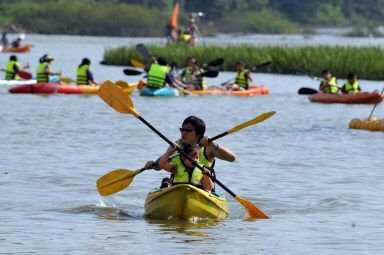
[144,184,228,220]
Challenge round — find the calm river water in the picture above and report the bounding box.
[1,34,384,254]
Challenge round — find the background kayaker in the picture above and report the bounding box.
[230,61,252,91]
[186,18,200,47]
[36,54,60,83]
[0,33,9,49]
[76,58,98,86]
[319,69,339,94]
[165,20,175,45]
[145,56,187,91]
[158,143,214,192]
[341,72,361,94]
[11,37,21,49]
[178,57,206,91]
[2,55,30,80]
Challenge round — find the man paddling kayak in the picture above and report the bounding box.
[76,58,98,85]
[145,116,236,189]
[229,61,253,91]
[341,72,361,94]
[178,57,206,91]
[319,69,339,94]
[2,55,29,80]
[36,54,60,83]
[145,56,188,91]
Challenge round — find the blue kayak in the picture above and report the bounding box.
[140,87,179,97]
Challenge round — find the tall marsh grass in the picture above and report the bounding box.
[103,44,384,80]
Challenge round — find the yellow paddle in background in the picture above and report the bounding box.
[97,80,271,219]
[97,112,274,196]
[58,71,74,84]
[130,58,145,69]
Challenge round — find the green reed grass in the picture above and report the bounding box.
[103,44,384,80]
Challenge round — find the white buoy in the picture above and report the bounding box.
[19,33,26,40]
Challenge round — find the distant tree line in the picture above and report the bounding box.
[0,0,383,36]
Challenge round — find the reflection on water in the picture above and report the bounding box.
[146,218,225,240]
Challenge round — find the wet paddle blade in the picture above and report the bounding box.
[130,59,145,69]
[115,80,135,94]
[17,71,32,79]
[235,195,269,219]
[207,58,224,67]
[298,87,318,95]
[200,70,219,78]
[123,69,143,75]
[97,80,140,117]
[136,43,152,59]
[97,169,141,196]
[227,111,276,134]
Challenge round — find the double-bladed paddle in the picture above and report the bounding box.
[97,80,270,219]
[97,110,275,196]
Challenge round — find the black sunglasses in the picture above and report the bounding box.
[179,128,194,133]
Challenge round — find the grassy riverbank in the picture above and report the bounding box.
[103,44,384,80]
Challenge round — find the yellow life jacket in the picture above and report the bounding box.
[76,64,90,85]
[36,62,51,83]
[171,157,204,186]
[344,81,359,94]
[174,140,213,168]
[183,34,191,43]
[5,60,21,80]
[147,63,169,88]
[235,69,250,89]
[321,77,338,94]
[183,67,206,90]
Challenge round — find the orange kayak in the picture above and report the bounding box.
[185,85,269,96]
[1,44,33,53]
[309,92,383,104]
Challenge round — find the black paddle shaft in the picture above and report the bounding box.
[137,116,237,198]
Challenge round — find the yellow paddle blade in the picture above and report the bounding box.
[130,58,145,69]
[227,111,276,134]
[115,80,135,95]
[97,169,142,196]
[60,77,74,84]
[97,80,140,117]
[235,195,269,219]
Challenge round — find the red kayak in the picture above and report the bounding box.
[9,83,100,94]
[309,92,383,104]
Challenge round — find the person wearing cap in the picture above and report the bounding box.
[186,18,200,46]
[145,57,187,90]
[76,58,98,85]
[2,55,29,80]
[36,54,60,83]
[230,61,252,91]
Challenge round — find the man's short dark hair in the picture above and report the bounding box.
[182,116,205,141]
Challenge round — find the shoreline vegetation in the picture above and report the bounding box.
[1,0,384,37]
[103,45,384,80]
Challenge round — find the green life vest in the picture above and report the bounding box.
[344,81,359,94]
[171,157,204,186]
[36,62,51,83]
[235,69,250,89]
[183,67,206,90]
[322,77,338,94]
[5,60,21,80]
[183,34,191,43]
[76,64,90,85]
[147,63,169,88]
